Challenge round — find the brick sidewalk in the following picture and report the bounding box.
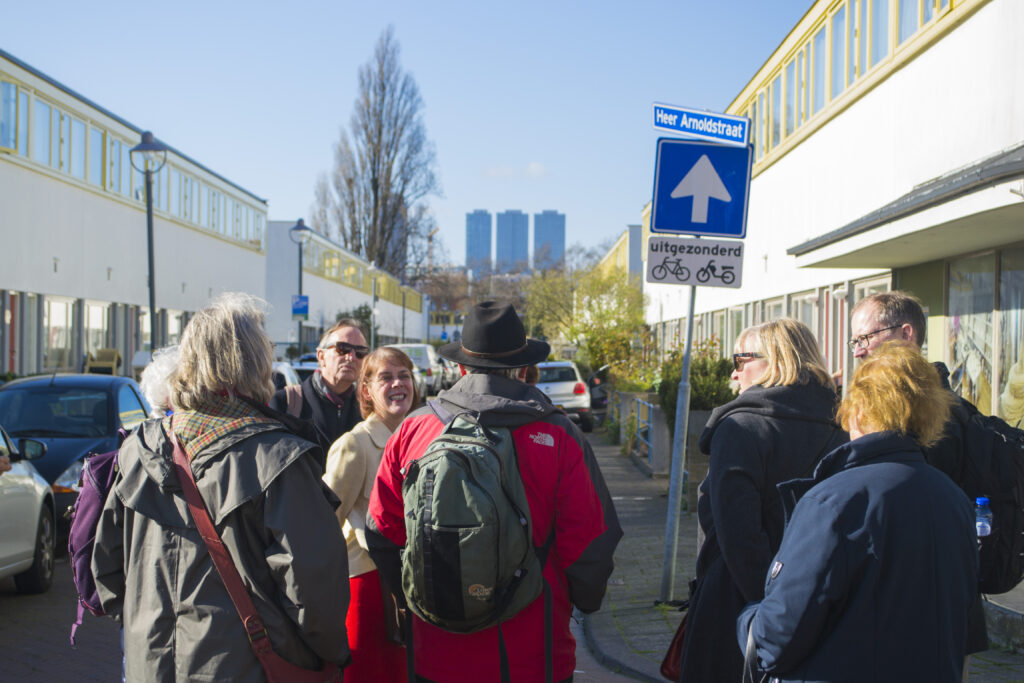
[581,436,691,681]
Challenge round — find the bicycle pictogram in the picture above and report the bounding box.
[651,258,691,281]
[695,259,735,284]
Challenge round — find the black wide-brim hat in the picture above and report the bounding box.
[439,301,550,369]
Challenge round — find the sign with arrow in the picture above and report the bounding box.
[651,137,752,238]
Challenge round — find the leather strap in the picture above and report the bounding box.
[169,429,275,658]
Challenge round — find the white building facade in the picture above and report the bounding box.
[645,0,1024,425]
[0,48,427,377]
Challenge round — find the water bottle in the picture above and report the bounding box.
[976,497,993,538]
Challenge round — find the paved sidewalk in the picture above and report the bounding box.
[580,432,1024,682]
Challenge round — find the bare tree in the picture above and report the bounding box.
[310,26,441,276]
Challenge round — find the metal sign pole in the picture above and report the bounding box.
[660,282,698,602]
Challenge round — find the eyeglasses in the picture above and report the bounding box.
[372,372,413,386]
[327,342,370,359]
[847,325,901,351]
[732,352,763,371]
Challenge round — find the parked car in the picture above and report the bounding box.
[386,344,444,395]
[536,361,594,432]
[291,352,319,383]
[272,361,302,391]
[438,357,461,390]
[0,424,56,593]
[0,374,151,529]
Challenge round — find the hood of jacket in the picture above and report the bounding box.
[115,417,325,526]
[777,430,923,521]
[699,382,840,454]
[425,373,562,429]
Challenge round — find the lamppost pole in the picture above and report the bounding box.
[144,168,157,352]
[371,272,377,350]
[289,219,313,354]
[129,131,168,356]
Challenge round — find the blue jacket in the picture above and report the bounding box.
[738,431,978,683]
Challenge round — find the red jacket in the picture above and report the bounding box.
[367,374,621,682]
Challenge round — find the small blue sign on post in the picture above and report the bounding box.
[292,295,309,321]
[650,137,753,239]
[653,103,749,147]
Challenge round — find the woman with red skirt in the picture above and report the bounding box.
[325,347,418,682]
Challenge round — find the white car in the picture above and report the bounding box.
[0,425,55,593]
[272,361,302,391]
[536,361,594,432]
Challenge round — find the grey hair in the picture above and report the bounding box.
[170,292,275,411]
[140,345,180,417]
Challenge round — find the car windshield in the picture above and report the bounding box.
[539,367,577,383]
[0,387,110,438]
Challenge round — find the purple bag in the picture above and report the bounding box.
[68,430,126,645]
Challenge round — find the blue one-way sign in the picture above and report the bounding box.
[650,138,753,239]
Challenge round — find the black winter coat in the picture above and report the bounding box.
[269,374,361,464]
[678,382,846,683]
[738,431,978,682]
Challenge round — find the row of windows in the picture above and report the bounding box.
[745,0,951,162]
[0,77,265,249]
[303,241,423,313]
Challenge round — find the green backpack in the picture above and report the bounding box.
[401,408,547,634]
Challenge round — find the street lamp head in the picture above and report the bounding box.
[129,131,169,174]
[289,218,314,245]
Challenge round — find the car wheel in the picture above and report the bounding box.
[14,505,56,594]
[580,414,594,433]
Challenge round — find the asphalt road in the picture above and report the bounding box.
[1,557,630,682]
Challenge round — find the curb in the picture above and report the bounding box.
[581,612,662,682]
[984,599,1024,652]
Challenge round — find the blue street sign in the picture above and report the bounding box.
[653,103,749,147]
[292,295,309,321]
[650,137,752,239]
[440,331,448,341]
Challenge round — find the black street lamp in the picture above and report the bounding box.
[289,219,313,353]
[129,131,168,354]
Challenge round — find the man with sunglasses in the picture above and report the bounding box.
[849,291,988,669]
[270,319,369,462]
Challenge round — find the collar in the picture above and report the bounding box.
[363,413,396,449]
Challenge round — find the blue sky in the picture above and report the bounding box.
[3,0,812,264]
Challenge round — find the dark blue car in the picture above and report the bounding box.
[0,374,150,526]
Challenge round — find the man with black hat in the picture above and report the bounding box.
[366,301,622,683]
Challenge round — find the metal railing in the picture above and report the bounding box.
[636,398,654,465]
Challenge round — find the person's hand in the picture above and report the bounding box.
[0,454,11,476]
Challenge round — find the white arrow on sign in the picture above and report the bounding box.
[669,154,731,223]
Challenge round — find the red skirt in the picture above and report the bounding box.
[344,569,406,683]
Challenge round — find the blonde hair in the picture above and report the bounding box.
[170,293,275,411]
[737,318,833,389]
[837,341,954,448]
[357,347,420,419]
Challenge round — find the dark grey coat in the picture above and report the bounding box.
[93,418,350,682]
[678,382,846,683]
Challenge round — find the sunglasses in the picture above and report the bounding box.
[328,342,370,359]
[732,352,763,371]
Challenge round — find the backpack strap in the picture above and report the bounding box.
[285,384,304,418]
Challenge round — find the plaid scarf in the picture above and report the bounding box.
[165,394,277,460]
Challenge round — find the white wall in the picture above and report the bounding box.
[0,160,265,311]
